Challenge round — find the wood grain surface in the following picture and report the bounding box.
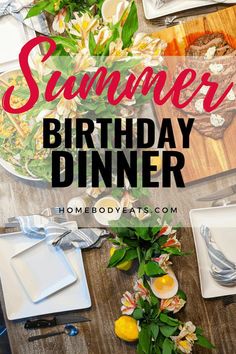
[152,5,236,184]
[0,2,236,354]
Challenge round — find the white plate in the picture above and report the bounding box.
[0,232,91,320]
[190,205,236,298]
[11,240,77,303]
[142,0,236,20]
[0,15,37,72]
[0,157,42,182]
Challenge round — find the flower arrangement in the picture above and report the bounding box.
[108,215,214,353]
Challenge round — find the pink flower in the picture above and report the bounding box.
[162,232,181,250]
[152,254,172,271]
[134,279,150,300]
[121,291,137,315]
[160,295,186,314]
[159,222,172,236]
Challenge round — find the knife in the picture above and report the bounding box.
[24,315,90,329]
[196,184,236,202]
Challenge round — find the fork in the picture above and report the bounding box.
[150,6,218,27]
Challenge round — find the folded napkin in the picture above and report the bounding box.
[11,214,108,250]
[200,225,236,287]
[0,0,49,35]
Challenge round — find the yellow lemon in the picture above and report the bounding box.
[115,316,139,342]
[150,155,162,175]
[110,247,132,271]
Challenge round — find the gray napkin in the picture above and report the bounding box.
[200,225,236,287]
[0,0,49,35]
[13,214,108,250]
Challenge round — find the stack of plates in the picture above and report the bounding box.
[0,231,91,320]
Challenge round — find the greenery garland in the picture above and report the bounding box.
[108,215,215,353]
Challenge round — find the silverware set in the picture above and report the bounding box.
[150,5,225,27]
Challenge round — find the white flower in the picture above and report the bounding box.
[130,33,166,58]
[68,13,99,40]
[32,53,52,78]
[95,26,112,47]
[171,321,197,354]
[74,49,96,73]
[52,8,67,34]
[112,0,129,24]
[57,96,80,117]
[101,0,129,25]
[107,38,128,62]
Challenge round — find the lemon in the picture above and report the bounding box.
[150,155,162,175]
[115,316,139,342]
[110,247,132,271]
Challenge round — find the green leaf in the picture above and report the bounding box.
[89,31,96,55]
[162,338,174,354]
[50,36,78,53]
[160,326,178,337]
[177,289,187,301]
[158,235,168,247]
[144,261,166,277]
[150,323,159,340]
[162,247,188,256]
[196,335,215,349]
[139,326,152,354]
[133,308,143,320]
[26,0,49,18]
[121,1,138,48]
[121,248,138,262]
[135,228,152,241]
[108,248,126,267]
[138,260,145,278]
[159,314,180,327]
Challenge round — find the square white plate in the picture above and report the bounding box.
[11,240,77,303]
[0,15,37,72]
[190,205,236,298]
[142,0,236,20]
[0,232,91,320]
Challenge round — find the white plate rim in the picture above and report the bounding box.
[10,239,78,303]
[142,0,236,20]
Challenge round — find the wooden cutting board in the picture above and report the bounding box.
[153,5,236,184]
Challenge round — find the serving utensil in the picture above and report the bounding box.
[28,324,79,342]
[25,315,90,329]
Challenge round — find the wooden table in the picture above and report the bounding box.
[0,1,236,353]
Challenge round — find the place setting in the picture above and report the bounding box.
[0,207,111,344]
